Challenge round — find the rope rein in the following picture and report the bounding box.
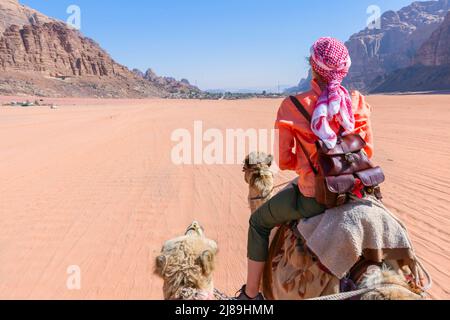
[307,284,423,301]
[248,181,292,201]
[213,283,424,301]
[273,181,292,190]
[214,288,233,301]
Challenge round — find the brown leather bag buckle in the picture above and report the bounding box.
[345,153,357,163]
[336,194,348,206]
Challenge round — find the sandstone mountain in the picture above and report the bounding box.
[345,0,450,92]
[370,64,450,93]
[0,0,199,98]
[0,0,52,34]
[372,11,450,93]
[286,0,450,94]
[415,10,450,66]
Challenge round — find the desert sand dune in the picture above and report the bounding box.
[0,95,448,299]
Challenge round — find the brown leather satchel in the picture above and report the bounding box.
[289,96,385,208]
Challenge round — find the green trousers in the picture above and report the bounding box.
[247,184,326,262]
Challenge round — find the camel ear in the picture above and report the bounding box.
[265,154,274,167]
[155,255,167,276]
[200,250,215,276]
[244,155,251,168]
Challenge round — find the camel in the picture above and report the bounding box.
[243,152,274,213]
[155,221,220,300]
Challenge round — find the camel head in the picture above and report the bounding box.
[155,221,218,300]
[243,152,274,213]
[243,152,274,185]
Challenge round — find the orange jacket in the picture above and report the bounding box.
[275,80,374,198]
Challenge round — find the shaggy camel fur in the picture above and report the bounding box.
[358,266,423,300]
[155,221,218,300]
[243,152,275,214]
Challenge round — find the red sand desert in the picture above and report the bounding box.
[0,95,449,299]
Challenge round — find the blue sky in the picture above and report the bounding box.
[20,0,414,91]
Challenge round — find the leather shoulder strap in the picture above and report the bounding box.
[288,96,318,176]
[289,96,312,123]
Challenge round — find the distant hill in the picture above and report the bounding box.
[0,0,199,98]
[284,73,311,94]
[132,69,201,98]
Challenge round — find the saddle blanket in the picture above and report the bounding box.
[297,196,414,279]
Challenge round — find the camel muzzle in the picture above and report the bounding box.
[185,221,204,237]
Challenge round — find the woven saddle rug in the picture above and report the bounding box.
[263,224,340,300]
[262,224,417,300]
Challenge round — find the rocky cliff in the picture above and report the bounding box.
[0,22,131,78]
[0,0,199,98]
[372,11,450,93]
[415,10,450,66]
[345,0,450,92]
[0,0,52,35]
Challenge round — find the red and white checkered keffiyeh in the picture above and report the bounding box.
[310,37,355,149]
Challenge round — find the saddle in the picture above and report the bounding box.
[289,96,385,208]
